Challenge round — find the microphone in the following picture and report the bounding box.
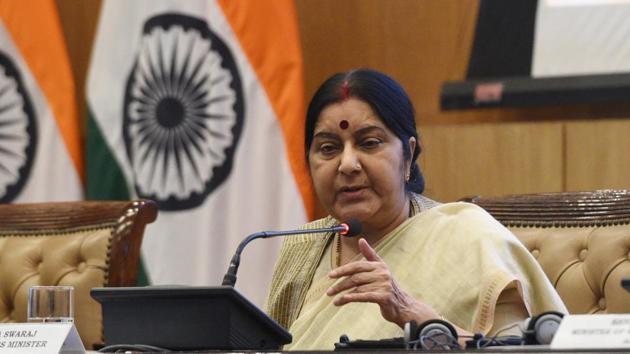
[221,219,362,287]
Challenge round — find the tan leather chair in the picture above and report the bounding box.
[470,190,630,314]
[0,200,157,349]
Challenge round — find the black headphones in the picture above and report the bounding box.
[404,319,459,350]
[522,311,565,345]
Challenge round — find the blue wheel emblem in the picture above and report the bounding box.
[123,14,244,211]
[0,51,37,203]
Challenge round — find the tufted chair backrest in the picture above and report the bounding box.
[0,200,157,349]
[470,190,630,314]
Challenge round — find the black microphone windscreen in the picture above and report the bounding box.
[343,218,362,237]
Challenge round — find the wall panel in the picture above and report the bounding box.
[566,119,630,191]
[295,0,479,125]
[420,122,564,202]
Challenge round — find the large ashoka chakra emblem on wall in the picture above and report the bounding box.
[0,51,37,203]
[123,14,244,211]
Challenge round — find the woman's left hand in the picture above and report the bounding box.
[327,238,439,328]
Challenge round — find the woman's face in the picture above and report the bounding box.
[308,98,414,231]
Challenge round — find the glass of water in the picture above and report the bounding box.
[27,285,74,323]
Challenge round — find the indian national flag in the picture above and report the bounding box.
[0,1,83,203]
[87,0,313,305]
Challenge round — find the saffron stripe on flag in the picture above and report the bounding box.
[0,0,83,203]
[0,0,83,179]
[217,0,314,218]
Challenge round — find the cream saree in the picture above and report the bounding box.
[266,195,567,350]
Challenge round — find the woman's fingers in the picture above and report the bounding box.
[327,272,372,295]
[327,239,400,312]
[328,238,382,278]
[333,290,387,306]
[358,238,382,262]
[325,239,436,328]
[327,242,392,298]
[327,267,390,295]
[329,260,375,278]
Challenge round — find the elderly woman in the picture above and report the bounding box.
[266,69,566,350]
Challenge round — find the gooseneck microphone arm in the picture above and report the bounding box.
[222,220,361,287]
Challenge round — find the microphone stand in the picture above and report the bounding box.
[222,225,351,287]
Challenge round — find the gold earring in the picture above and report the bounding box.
[405,173,410,182]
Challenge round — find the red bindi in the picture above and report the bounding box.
[339,120,349,130]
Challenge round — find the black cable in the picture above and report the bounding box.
[416,332,461,350]
[477,322,525,349]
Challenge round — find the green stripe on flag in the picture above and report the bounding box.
[86,106,150,286]
[86,107,130,200]
[136,259,150,286]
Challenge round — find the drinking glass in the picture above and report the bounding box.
[27,285,74,323]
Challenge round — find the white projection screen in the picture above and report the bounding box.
[533,0,630,77]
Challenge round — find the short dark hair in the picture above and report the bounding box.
[305,68,424,194]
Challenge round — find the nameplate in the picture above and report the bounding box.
[551,314,630,349]
[0,323,85,354]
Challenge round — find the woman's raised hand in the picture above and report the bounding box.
[326,238,440,328]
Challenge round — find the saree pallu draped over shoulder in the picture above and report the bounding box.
[265,194,566,350]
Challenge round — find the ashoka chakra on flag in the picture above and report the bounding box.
[123,13,244,211]
[0,51,37,203]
